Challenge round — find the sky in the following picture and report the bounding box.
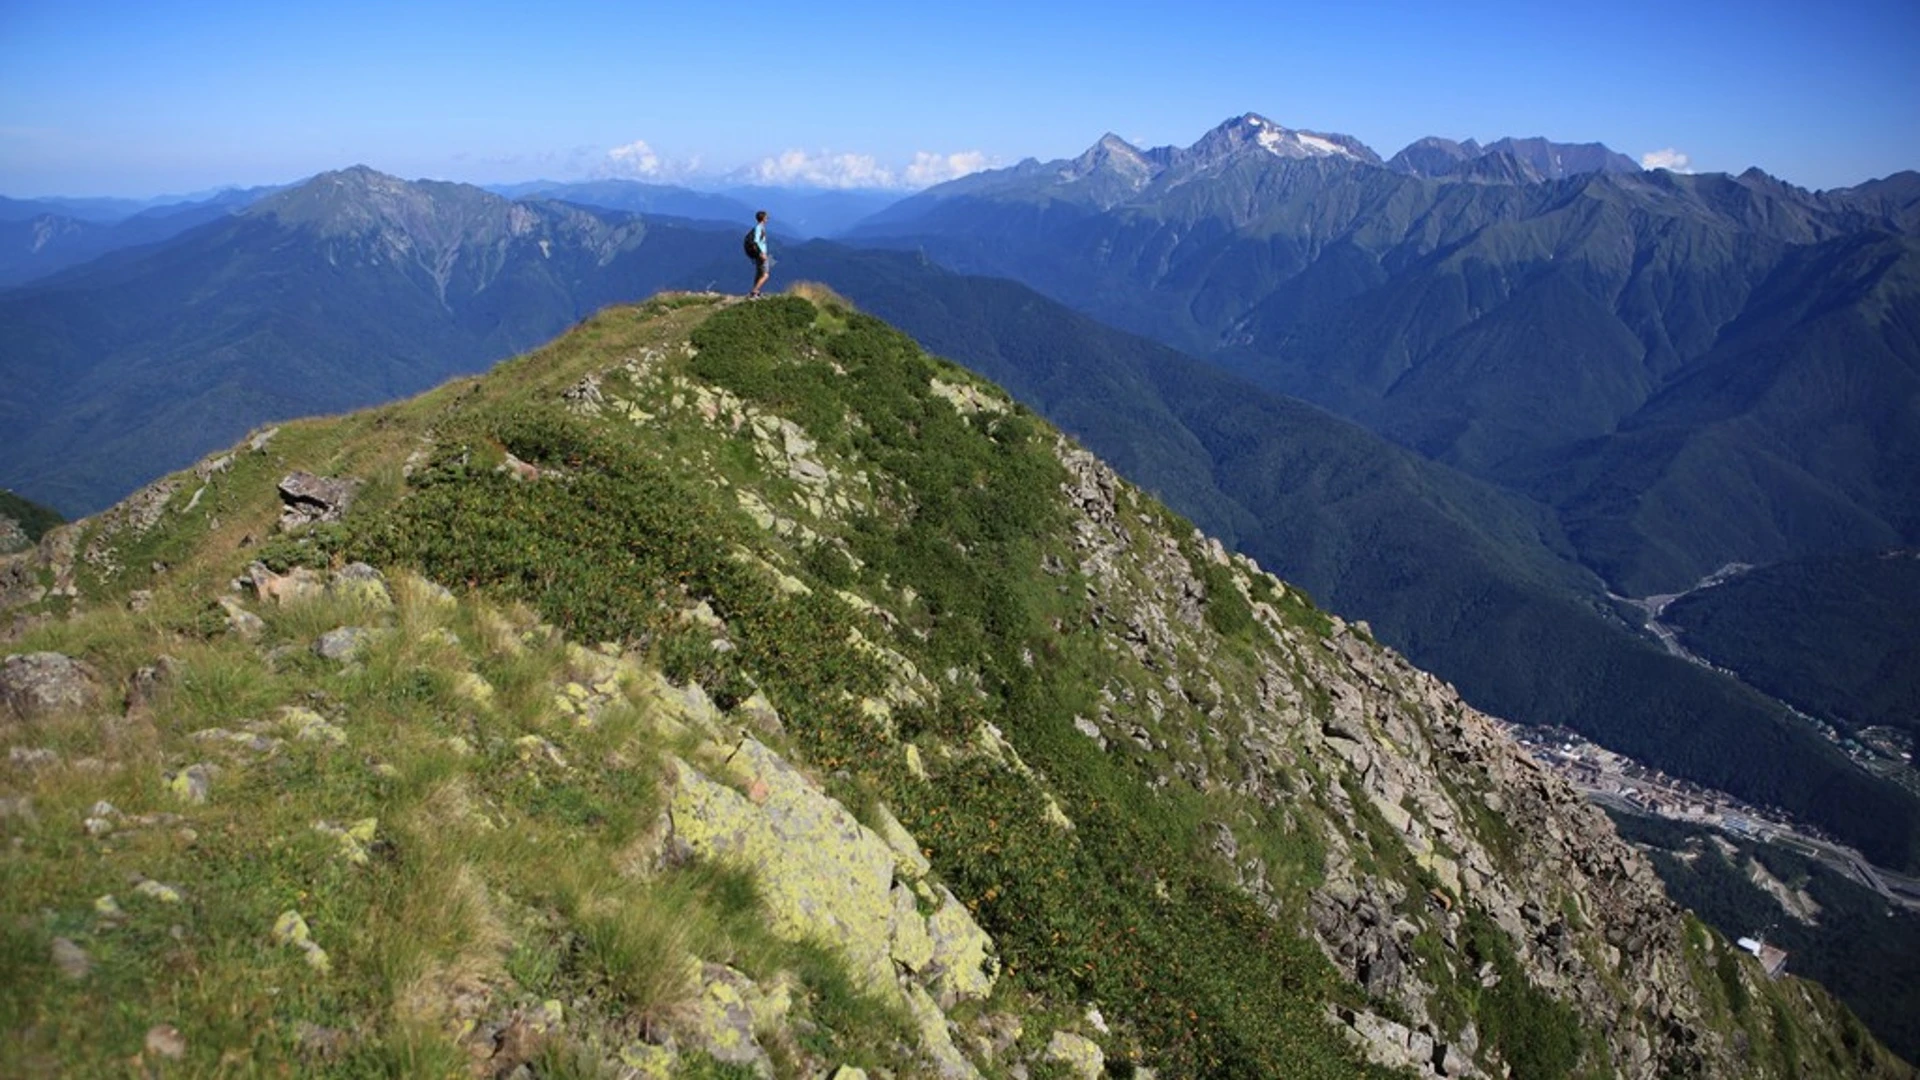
[2,0,1916,197]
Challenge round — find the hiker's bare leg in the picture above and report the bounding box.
[751,262,770,297]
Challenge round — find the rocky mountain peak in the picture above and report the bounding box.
[1184,113,1380,168]
[1479,136,1639,178]
[248,166,542,251]
[1063,133,1163,189]
[1387,136,1483,176]
[1390,135,1639,181]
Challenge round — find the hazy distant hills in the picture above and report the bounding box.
[0,167,732,513]
[485,179,756,225]
[0,185,281,286]
[490,180,898,238]
[846,113,1920,598]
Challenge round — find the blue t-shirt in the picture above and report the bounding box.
[752,222,768,257]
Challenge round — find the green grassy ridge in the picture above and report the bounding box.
[7,292,1908,1078]
[331,295,1387,1076]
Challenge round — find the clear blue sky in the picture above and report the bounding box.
[2,0,1915,196]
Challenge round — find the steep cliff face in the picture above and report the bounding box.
[0,291,1906,1078]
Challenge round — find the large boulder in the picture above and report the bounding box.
[1,652,100,723]
[277,472,362,529]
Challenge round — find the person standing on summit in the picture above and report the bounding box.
[745,210,770,299]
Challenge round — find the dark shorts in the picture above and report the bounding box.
[751,255,768,273]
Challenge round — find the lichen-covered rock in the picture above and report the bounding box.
[166,762,217,803]
[1044,1031,1105,1080]
[279,707,347,746]
[217,595,266,639]
[890,884,935,973]
[328,562,393,608]
[677,963,780,1077]
[874,802,931,879]
[0,651,100,722]
[314,818,379,865]
[733,691,784,736]
[618,1042,677,1078]
[668,740,896,989]
[314,626,379,662]
[452,671,495,706]
[638,670,722,737]
[905,982,984,1080]
[134,879,184,904]
[271,909,331,973]
[924,884,999,1006]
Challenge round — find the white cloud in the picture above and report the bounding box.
[604,139,663,177]
[1640,148,1693,173]
[737,148,995,190]
[741,149,893,189]
[594,140,702,182]
[903,150,992,187]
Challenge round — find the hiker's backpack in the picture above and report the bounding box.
[743,228,762,259]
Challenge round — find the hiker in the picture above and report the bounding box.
[745,211,770,299]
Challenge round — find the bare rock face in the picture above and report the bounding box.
[1,651,100,723]
[278,472,362,529]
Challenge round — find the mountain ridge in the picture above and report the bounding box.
[1,290,1907,1077]
[844,121,1920,598]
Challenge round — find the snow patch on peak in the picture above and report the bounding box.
[1296,133,1354,158]
[1251,125,1361,160]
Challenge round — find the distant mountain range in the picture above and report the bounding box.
[848,113,1920,597]
[0,185,283,286]
[1387,135,1640,181]
[485,180,898,238]
[0,167,725,512]
[4,144,1917,878]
